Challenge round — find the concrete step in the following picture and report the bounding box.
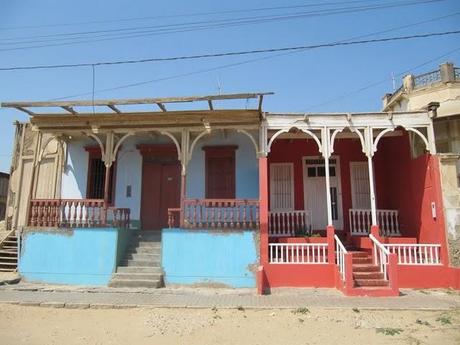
[354,278,389,287]
[0,268,15,272]
[0,250,17,256]
[129,242,161,249]
[352,264,380,272]
[352,257,373,264]
[1,246,17,251]
[127,245,161,254]
[120,259,160,267]
[349,251,369,258]
[0,262,17,267]
[353,271,384,280]
[126,253,160,261]
[112,272,162,280]
[116,266,162,274]
[0,256,17,261]
[109,279,162,288]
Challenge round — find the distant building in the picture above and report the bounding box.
[0,172,9,220]
[382,62,460,267]
[382,62,460,180]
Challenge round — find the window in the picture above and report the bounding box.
[203,146,237,199]
[85,147,116,204]
[270,163,294,211]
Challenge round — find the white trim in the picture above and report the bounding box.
[302,155,343,229]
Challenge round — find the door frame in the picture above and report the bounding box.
[302,155,343,230]
[138,144,180,230]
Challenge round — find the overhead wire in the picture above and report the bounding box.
[1,29,459,71]
[0,0,444,52]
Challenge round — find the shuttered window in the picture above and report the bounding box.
[270,163,294,211]
[350,162,371,209]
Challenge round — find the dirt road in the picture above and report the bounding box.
[0,304,458,345]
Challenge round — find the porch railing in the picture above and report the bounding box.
[383,243,441,265]
[169,198,259,229]
[349,209,400,237]
[334,235,347,281]
[268,210,312,237]
[269,243,328,264]
[369,234,390,281]
[28,199,130,228]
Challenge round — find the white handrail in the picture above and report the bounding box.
[369,234,390,280]
[334,235,347,281]
[349,209,400,237]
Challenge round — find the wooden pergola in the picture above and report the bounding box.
[2,92,273,228]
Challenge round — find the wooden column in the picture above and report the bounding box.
[322,127,333,226]
[259,156,269,265]
[366,127,378,227]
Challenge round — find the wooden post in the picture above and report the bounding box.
[180,172,186,228]
[366,127,378,227]
[323,127,333,226]
[102,163,111,224]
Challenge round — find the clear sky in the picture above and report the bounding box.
[0,0,459,173]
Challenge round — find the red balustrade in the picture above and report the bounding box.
[29,199,130,228]
[169,199,259,229]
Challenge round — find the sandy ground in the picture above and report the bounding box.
[0,304,458,345]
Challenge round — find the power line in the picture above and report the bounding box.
[0,0,437,31]
[301,46,460,111]
[1,29,459,72]
[0,0,444,52]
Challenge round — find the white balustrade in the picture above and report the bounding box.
[369,234,390,280]
[334,235,347,281]
[383,244,441,265]
[349,209,400,237]
[269,210,311,237]
[269,243,328,264]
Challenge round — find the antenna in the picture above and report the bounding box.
[391,72,396,91]
[217,77,222,95]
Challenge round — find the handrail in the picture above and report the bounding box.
[369,234,390,280]
[334,235,347,281]
[0,229,15,248]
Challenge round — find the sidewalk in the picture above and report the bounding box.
[0,282,459,310]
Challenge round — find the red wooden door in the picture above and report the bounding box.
[141,162,180,230]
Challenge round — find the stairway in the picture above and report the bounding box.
[0,232,18,272]
[350,251,389,288]
[109,231,163,288]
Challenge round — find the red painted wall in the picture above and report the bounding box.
[263,264,336,288]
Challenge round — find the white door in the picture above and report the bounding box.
[350,162,371,209]
[270,163,294,211]
[303,157,343,229]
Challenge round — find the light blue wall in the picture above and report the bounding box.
[162,228,258,287]
[186,132,259,199]
[61,141,88,199]
[61,131,259,226]
[19,228,127,286]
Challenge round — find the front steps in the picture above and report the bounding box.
[341,250,398,296]
[0,233,18,272]
[109,231,163,288]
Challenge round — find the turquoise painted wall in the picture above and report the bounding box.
[162,228,258,288]
[19,228,130,286]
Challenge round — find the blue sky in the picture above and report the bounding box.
[0,0,459,173]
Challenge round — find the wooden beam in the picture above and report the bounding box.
[258,95,264,112]
[1,92,274,109]
[156,103,167,112]
[14,107,35,115]
[107,105,121,113]
[61,106,78,115]
[208,100,213,110]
